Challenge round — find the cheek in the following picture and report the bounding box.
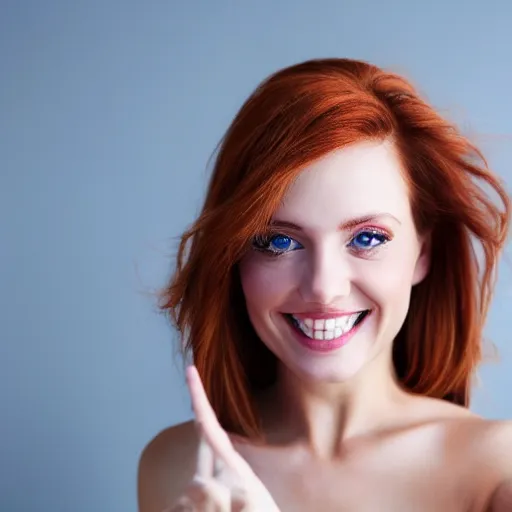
[376,263,414,295]
[357,246,419,310]
[239,255,296,311]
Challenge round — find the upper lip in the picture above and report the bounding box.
[286,309,369,320]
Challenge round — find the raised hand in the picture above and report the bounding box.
[168,366,280,512]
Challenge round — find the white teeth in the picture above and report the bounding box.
[290,312,367,340]
[314,319,324,330]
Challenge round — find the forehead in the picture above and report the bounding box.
[275,140,411,226]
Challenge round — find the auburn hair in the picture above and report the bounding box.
[159,58,510,438]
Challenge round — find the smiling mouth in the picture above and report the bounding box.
[283,310,371,341]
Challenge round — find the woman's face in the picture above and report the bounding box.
[239,139,429,383]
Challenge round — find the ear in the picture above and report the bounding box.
[411,231,431,286]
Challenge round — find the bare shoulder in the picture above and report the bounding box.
[416,399,512,509]
[137,420,199,512]
[423,398,512,471]
[466,418,512,511]
[431,413,512,511]
[472,418,512,473]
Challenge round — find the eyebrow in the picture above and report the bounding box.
[269,213,402,231]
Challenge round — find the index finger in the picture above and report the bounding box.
[186,365,253,478]
[195,435,214,479]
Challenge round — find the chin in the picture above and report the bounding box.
[286,352,372,384]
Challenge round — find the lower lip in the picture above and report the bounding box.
[285,313,370,353]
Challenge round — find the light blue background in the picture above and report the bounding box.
[1,1,511,510]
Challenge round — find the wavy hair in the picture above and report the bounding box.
[159,58,510,438]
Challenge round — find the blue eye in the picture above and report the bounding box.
[349,230,389,251]
[253,234,303,256]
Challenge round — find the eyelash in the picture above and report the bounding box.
[252,227,392,258]
[348,228,391,255]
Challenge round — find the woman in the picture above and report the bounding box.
[138,58,512,511]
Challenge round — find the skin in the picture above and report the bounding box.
[138,140,512,511]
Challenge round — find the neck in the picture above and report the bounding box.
[259,351,409,458]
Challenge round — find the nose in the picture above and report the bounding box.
[298,248,351,305]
